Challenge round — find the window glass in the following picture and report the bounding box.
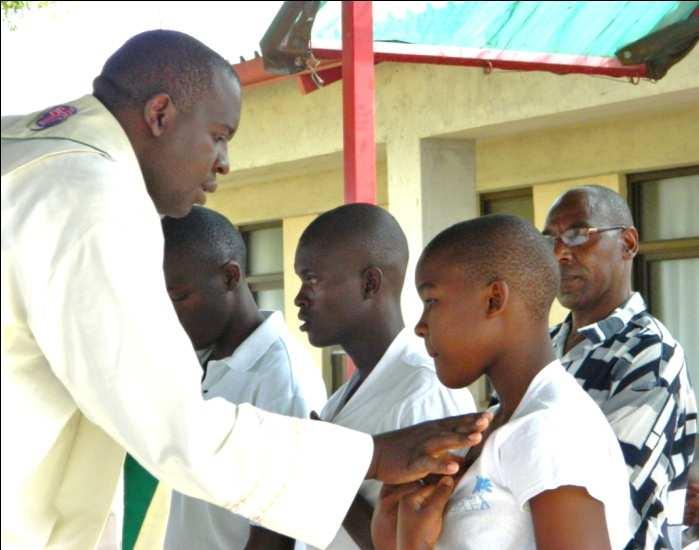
[639,174,699,241]
[483,194,534,222]
[247,227,283,275]
[631,167,699,406]
[254,288,285,314]
[648,258,699,386]
[244,224,284,315]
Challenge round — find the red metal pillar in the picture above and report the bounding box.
[342,1,376,204]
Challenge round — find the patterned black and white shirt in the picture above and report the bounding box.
[551,292,697,550]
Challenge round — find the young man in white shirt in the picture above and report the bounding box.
[373,214,634,550]
[161,207,327,550]
[294,203,477,550]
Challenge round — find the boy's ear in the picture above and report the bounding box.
[143,93,177,138]
[486,279,509,317]
[362,267,383,299]
[221,261,242,290]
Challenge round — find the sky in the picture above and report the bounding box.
[0,0,283,116]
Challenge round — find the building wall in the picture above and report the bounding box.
[476,106,699,193]
[207,48,699,404]
[227,50,698,173]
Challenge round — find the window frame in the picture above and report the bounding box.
[628,165,699,308]
[480,187,534,218]
[240,221,285,304]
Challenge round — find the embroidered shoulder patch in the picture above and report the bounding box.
[30,105,78,131]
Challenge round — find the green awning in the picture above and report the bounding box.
[313,1,696,57]
[306,1,699,79]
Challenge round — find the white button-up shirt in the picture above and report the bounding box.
[165,311,327,550]
[1,96,372,549]
[319,329,477,550]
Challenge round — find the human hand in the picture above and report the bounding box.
[685,481,699,526]
[371,482,423,550]
[368,412,491,483]
[396,476,455,550]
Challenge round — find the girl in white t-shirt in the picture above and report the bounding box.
[372,215,633,550]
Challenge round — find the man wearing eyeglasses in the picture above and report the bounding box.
[543,185,696,550]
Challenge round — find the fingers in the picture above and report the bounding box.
[425,476,455,512]
[423,432,480,455]
[438,412,492,435]
[370,412,492,483]
[411,453,464,476]
[421,412,492,455]
[402,476,454,512]
[379,482,424,507]
[422,471,459,487]
[402,483,439,511]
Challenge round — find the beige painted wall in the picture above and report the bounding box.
[208,162,388,226]
[224,49,698,174]
[476,105,699,192]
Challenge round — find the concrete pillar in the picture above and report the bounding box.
[420,138,479,245]
[387,136,478,328]
[387,136,485,406]
[386,136,424,328]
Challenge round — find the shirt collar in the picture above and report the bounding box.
[553,292,647,349]
[341,328,412,402]
[509,359,565,420]
[206,311,285,374]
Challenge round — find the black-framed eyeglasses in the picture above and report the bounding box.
[543,226,627,248]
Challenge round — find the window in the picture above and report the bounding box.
[629,166,699,392]
[480,187,535,223]
[242,223,285,314]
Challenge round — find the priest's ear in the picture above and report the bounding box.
[143,93,178,138]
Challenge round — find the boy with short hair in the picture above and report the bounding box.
[373,214,634,550]
[162,206,327,550]
[294,203,476,549]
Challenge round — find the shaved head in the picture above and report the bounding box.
[94,29,238,113]
[422,214,559,321]
[552,186,633,227]
[162,206,246,270]
[299,203,409,293]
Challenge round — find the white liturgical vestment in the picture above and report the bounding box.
[1,96,372,549]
